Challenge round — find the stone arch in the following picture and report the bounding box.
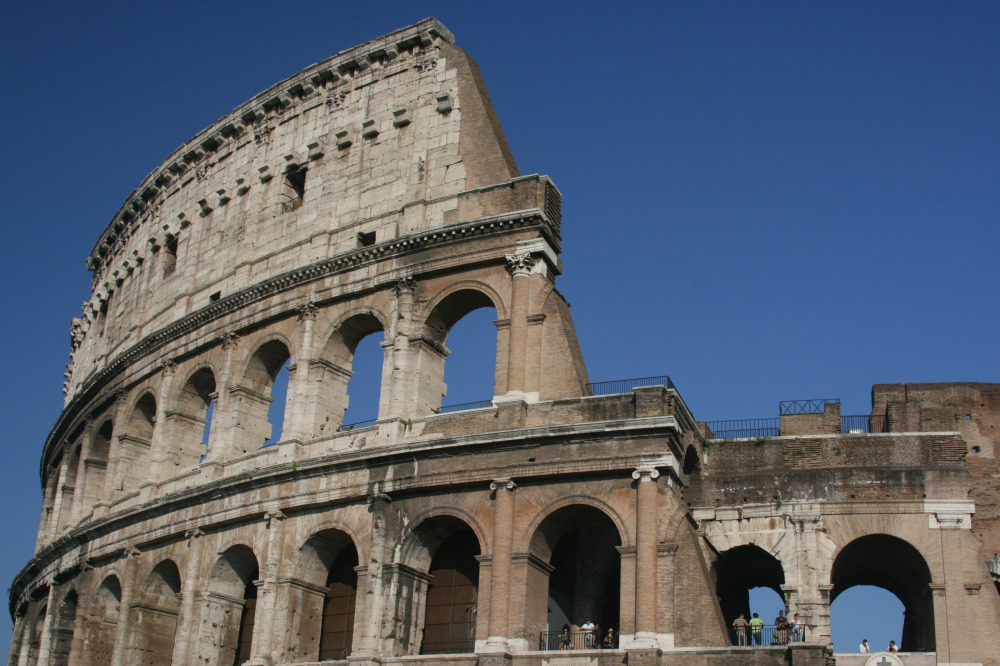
[195,544,260,666]
[49,587,79,666]
[86,575,122,666]
[169,366,217,468]
[420,280,508,322]
[525,502,625,649]
[830,533,935,652]
[391,514,483,656]
[85,419,113,509]
[520,495,631,555]
[285,528,362,662]
[713,543,786,642]
[24,596,47,666]
[412,284,505,416]
[130,559,182,666]
[399,506,489,564]
[233,338,293,452]
[313,311,388,432]
[115,391,156,496]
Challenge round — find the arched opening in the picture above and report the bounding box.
[50,589,78,666]
[529,505,622,649]
[288,529,360,662]
[26,600,47,666]
[117,393,156,495]
[130,560,182,665]
[421,528,480,654]
[237,340,290,452]
[196,545,259,666]
[830,534,934,652]
[713,544,785,645]
[88,576,121,666]
[420,289,499,416]
[171,368,216,468]
[57,442,82,530]
[317,313,385,432]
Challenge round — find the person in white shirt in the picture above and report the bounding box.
[581,620,596,648]
[860,639,871,653]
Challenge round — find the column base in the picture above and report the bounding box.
[476,650,513,666]
[624,647,662,666]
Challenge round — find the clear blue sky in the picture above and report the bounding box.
[1,0,997,655]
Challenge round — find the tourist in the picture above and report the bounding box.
[581,619,596,648]
[888,640,899,652]
[790,613,801,642]
[732,613,749,645]
[559,624,570,650]
[749,612,764,645]
[774,610,789,644]
[603,628,617,648]
[860,639,871,653]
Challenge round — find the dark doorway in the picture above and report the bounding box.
[421,529,480,654]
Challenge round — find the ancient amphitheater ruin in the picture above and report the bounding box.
[9,18,1000,666]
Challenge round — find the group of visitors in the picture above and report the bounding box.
[557,621,617,649]
[860,639,899,653]
[731,610,802,646]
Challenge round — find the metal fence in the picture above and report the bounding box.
[705,418,781,440]
[538,630,616,650]
[436,400,494,414]
[779,399,840,415]
[587,375,674,396]
[729,624,807,646]
[841,414,888,434]
[338,418,377,431]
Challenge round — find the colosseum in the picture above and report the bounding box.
[8,18,1000,666]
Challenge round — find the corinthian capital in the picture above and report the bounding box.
[505,252,535,276]
[393,276,416,296]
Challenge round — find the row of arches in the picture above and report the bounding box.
[714,534,936,651]
[40,288,504,545]
[15,502,626,665]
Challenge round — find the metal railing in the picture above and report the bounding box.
[841,414,888,434]
[338,418,377,431]
[587,375,674,396]
[705,418,780,439]
[729,624,807,646]
[779,399,839,415]
[435,400,493,414]
[538,630,617,650]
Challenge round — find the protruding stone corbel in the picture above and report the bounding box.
[335,130,352,150]
[436,92,452,114]
[361,119,379,140]
[392,106,410,128]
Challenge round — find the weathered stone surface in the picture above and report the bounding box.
[8,19,1000,666]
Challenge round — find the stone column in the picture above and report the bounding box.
[101,389,129,501]
[631,465,660,649]
[109,546,141,666]
[171,528,205,666]
[386,277,416,420]
[48,455,73,536]
[352,489,394,658]
[33,585,59,665]
[483,479,517,653]
[502,254,533,398]
[285,303,317,442]
[69,418,96,524]
[147,359,176,484]
[205,331,239,463]
[9,612,26,666]
[248,510,287,665]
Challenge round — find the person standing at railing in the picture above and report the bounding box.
[732,614,749,645]
[559,625,571,650]
[749,613,764,645]
[790,613,801,642]
[581,619,596,648]
[603,628,616,648]
[860,639,871,653]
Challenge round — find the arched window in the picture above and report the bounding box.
[419,289,499,416]
[85,420,112,509]
[830,534,934,652]
[289,529,360,662]
[89,576,121,666]
[130,560,182,665]
[117,394,156,495]
[196,546,259,666]
[50,589,78,666]
[420,527,480,654]
[236,340,291,452]
[171,368,216,467]
[316,313,386,432]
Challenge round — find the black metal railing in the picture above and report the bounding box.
[435,400,494,414]
[779,398,839,415]
[587,375,674,396]
[338,418,377,431]
[841,414,888,434]
[705,418,781,440]
[729,624,807,646]
[538,630,617,650]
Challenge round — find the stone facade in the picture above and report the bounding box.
[8,19,1000,666]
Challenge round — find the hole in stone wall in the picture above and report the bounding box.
[357,230,376,247]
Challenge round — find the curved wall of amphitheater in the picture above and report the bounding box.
[10,19,1000,666]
